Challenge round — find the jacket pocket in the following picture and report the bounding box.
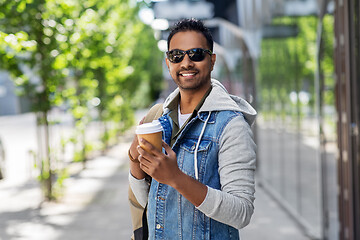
[178,138,212,178]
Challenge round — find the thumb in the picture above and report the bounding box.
[162,140,175,157]
[162,140,170,150]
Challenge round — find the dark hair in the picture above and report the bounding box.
[167,18,213,51]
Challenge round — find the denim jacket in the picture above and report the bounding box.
[144,79,257,240]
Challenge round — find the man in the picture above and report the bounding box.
[128,18,256,240]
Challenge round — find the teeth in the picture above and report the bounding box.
[182,73,195,76]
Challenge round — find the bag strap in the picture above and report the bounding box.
[141,205,148,240]
[143,103,163,123]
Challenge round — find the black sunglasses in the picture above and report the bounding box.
[166,48,212,63]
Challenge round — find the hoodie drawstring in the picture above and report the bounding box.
[194,112,211,180]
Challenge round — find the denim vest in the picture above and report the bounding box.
[147,110,242,240]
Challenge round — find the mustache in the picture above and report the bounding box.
[177,67,198,74]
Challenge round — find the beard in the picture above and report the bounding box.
[172,68,211,92]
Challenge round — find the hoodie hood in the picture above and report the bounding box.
[163,79,257,126]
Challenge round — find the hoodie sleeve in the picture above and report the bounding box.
[128,172,150,208]
[196,114,256,229]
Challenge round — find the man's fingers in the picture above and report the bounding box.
[138,152,152,164]
[139,162,150,175]
[162,141,171,156]
[139,116,145,125]
[139,138,152,149]
[137,146,160,172]
[138,138,162,155]
[162,140,170,150]
[162,140,176,158]
[137,144,156,156]
[137,145,146,155]
[139,160,149,169]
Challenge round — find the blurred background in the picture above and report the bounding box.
[0,0,359,240]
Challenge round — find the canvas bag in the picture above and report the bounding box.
[128,103,163,240]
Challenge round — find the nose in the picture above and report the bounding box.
[180,53,195,68]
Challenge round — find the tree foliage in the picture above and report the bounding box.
[258,15,334,126]
[0,0,163,199]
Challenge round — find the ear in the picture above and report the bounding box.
[210,53,216,71]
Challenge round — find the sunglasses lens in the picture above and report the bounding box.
[167,48,211,63]
[167,50,184,63]
[188,48,205,61]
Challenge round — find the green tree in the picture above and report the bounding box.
[0,0,163,199]
[0,0,67,199]
[259,16,319,119]
[258,15,334,134]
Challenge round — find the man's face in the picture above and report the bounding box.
[166,31,216,92]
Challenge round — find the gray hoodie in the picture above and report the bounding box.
[129,79,257,229]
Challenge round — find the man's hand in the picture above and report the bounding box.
[137,139,181,187]
[137,138,208,207]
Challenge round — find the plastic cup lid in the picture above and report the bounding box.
[135,120,163,134]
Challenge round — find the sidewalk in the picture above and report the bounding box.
[241,185,310,240]
[0,136,133,240]
[0,135,309,240]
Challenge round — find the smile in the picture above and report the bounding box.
[180,72,197,77]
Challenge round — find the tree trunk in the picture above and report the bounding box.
[36,111,53,200]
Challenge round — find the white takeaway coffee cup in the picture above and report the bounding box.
[136,120,163,151]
